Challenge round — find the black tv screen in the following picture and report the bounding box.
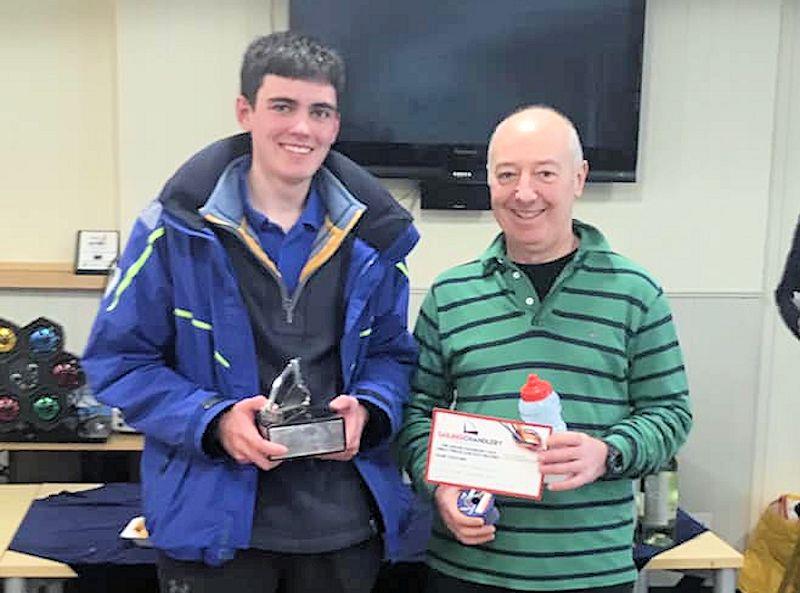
[290,0,645,183]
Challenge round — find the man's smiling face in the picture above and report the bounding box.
[237,74,340,187]
[487,109,588,263]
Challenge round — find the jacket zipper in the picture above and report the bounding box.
[187,213,384,343]
[209,221,318,325]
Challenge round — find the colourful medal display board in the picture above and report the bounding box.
[0,317,108,442]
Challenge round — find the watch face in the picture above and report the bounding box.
[606,445,624,474]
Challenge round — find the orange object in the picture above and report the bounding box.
[520,374,552,402]
[512,424,544,449]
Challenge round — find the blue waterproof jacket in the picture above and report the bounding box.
[83,134,429,566]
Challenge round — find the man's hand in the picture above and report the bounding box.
[537,431,608,491]
[434,484,496,546]
[217,395,288,471]
[318,395,368,461]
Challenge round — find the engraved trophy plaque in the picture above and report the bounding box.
[256,358,345,460]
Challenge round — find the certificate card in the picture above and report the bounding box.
[425,408,552,500]
[74,230,119,275]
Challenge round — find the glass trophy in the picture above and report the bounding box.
[256,358,345,460]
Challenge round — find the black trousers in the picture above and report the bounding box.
[425,568,635,593]
[156,536,382,593]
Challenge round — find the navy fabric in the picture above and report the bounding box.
[633,508,709,569]
[10,484,155,565]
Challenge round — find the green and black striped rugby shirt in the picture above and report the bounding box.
[400,220,692,591]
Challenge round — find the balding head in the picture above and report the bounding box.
[485,104,589,264]
[487,106,584,172]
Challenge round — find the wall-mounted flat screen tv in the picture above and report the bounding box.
[290,0,646,183]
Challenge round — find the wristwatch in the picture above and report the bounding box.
[603,442,625,479]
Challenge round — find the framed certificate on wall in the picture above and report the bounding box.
[74,230,119,275]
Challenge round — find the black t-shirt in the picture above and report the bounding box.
[515,249,578,301]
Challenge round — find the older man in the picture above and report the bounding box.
[399,106,692,593]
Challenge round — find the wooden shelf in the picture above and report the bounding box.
[0,262,107,290]
[0,433,143,452]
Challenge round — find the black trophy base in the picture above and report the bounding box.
[265,413,345,460]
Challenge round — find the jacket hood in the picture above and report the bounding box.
[158,133,418,259]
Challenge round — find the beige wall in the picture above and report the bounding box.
[0,0,117,261]
[115,0,281,236]
[1,0,798,550]
[752,0,800,529]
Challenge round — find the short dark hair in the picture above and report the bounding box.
[240,31,345,106]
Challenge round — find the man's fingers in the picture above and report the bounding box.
[247,443,284,471]
[539,459,578,474]
[448,518,493,534]
[435,484,496,545]
[316,395,367,462]
[443,510,485,529]
[252,456,283,471]
[547,475,586,491]
[260,439,289,458]
[537,447,577,464]
[229,427,288,467]
[318,435,358,460]
[327,394,357,413]
[545,431,583,448]
[445,519,496,544]
[317,448,355,461]
[252,458,281,471]
[454,530,496,546]
[239,394,269,413]
[247,444,287,470]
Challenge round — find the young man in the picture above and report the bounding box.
[399,106,692,593]
[84,32,422,593]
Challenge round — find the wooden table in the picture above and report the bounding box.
[0,483,102,593]
[635,531,744,593]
